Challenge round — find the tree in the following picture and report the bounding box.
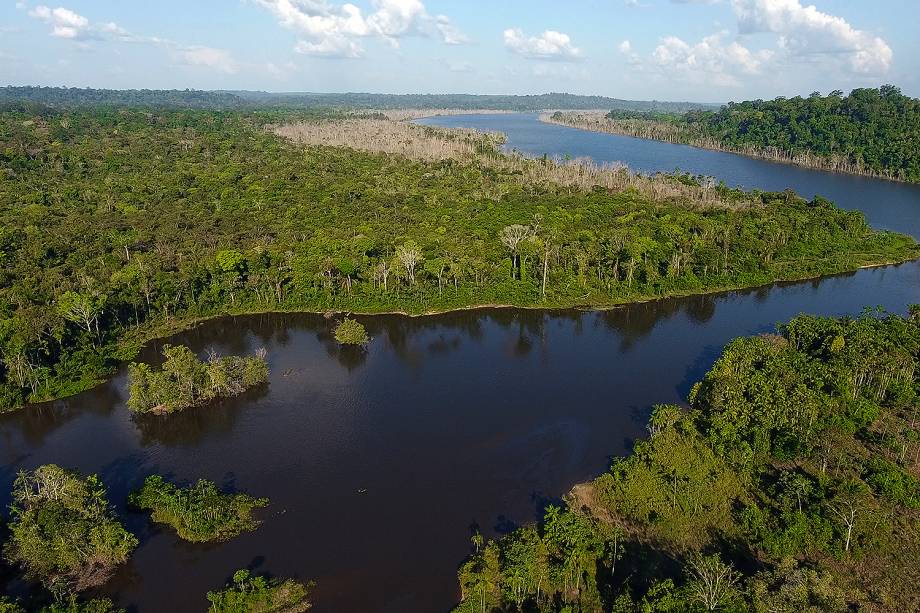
[685,553,740,612]
[827,479,872,554]
[3,465,137,594]
[57,291,105,345]
[396,241,422,285]
[334,318,369,346]
[500,225,532,280]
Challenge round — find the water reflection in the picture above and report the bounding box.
[133,385,270,447]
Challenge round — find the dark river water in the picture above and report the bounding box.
[2,114,920,613]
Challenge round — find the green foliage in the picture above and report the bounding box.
[333,318,369,346]
[595,411,744,548]
[0,107,915,412]
[454,506,610,613]
[0,87,719,112]
[0,597,122,613]
[607,86,920,182]
[127,344,268,414]
[206,569,313,613]
[748,558,847,613]
[0,598,24,613]
[3,465,137,594]
[864,457,920,508]
[40,597,124,613]
[128,475,268,542]
[454,311,920,612]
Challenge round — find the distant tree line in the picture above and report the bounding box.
[0,87,718,113]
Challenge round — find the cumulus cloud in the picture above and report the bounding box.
[254,0,467,58]
[732,0,892,74]
[179,46,239,74]
[503,28,582,61]
[651,31,772,86]
[29,5,91,39]
[25,4,241,74]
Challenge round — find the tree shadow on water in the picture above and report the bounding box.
[132,384,269,447]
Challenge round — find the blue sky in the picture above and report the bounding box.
[1,0,917,101]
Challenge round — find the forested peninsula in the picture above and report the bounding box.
[454,310,920,612]
[546,86,920,183]
[1,103,917,411]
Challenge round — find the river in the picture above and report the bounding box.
[2,114,919,612]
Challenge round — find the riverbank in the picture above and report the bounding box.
[11,251,918,415]
[457,309,920,612]
[541,112,916,184]
[4,106,919,417]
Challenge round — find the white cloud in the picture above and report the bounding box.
[254,0,467,58]
[652,31,772,86]
[434,15,468,45]
[731,0,892,74]
[503,28,582,61]
[29,5,91,39]
[295,36,362,58]
[618,39,642,67]
[25,4,243,75]
[179,46,239,74]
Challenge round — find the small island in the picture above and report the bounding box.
[207,569,313,613]
[129,475,268,543]
[127,345,269,415]
[3,465,138,594]
[334,318,369,346]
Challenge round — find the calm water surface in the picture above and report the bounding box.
[2,115,920,612]
[419,113,920,237]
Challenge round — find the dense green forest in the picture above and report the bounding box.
[550,86,920,182]
[0,105,916,411]
[0,87,717,113]
[453,310,920,612]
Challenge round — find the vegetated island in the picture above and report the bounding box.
[2,465,137,595]
[0,596,124,613]
[452,309,920,612]
[1,102,918,412]
[129,475,268,543]
[334,318,369,346]
[0,466,309,612]
[127,345,268,415]
[206,569,313,613]
[544,85,920,183]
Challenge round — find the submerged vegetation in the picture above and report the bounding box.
[547,86,920,182]
[2,465,137,595]
[1,105,917,412]
[453,310,920,612]
[127,344,268,415]
[206,569,313,613]
[129,475,268,542]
